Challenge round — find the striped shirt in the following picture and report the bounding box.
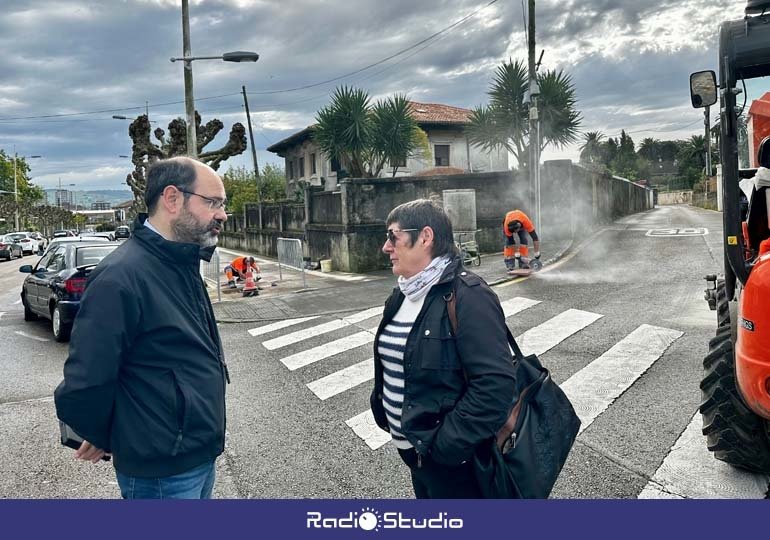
[377,295,426,450]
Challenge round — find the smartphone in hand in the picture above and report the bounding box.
[59,421,111,461]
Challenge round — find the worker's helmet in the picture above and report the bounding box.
[507,220,523,233]
[248,256,255,264]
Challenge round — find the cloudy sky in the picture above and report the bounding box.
[0,0,747,191]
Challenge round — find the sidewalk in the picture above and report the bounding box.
[211,237,574,323]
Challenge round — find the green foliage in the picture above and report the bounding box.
[314,87,422,178]
[466,59,582,170]
[222,164,287,212]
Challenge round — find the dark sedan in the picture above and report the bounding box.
[0,235,24,261]
[20,242,120,341]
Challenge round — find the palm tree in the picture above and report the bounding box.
[314,87,421,178]
[466,59,582,170]
[637,137,660,162]
[579,131,605,165]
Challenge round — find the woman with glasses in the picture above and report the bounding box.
[370,198,517,498]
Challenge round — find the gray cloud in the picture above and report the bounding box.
[0,0,751,189]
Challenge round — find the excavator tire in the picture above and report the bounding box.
[700,279,770,473]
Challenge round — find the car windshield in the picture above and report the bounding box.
[75,245,118,266]
[8,234,26,241]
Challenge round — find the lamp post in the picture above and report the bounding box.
[171,0,259,158]
[13,150,42,231]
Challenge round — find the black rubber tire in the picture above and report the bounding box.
[699,279,770,473]
[51,304,71,342]
[22,294,38,322]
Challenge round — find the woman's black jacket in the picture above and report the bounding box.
[370,257,517,466]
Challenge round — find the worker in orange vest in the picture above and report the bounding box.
[503,210,540,271]
[224,256,261,288]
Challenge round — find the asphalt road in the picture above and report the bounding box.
[1,204,766,499]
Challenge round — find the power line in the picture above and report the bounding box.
[245,0,500,95]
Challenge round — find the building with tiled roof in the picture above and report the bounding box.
[267,101,508,194]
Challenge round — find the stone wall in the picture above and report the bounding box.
[220,161,653,273]
[657,190,694,205]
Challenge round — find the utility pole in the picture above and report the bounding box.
[182,0,197,158]
[527,0,541,233]
[13,150,19,231]
[242,85,261,202]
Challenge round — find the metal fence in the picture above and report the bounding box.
[277,237,306,289]
[199,248,222,302]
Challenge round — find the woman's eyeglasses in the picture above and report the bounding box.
[386,228,418,245]
[175,187,227,211]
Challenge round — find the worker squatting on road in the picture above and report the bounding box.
[502,209,540,271]
[224,256,261,289]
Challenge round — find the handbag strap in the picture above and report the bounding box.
[445,288,525,361]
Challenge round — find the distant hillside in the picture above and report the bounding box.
[44,189,133,207]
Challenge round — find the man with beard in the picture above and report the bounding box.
[55,157,230,499]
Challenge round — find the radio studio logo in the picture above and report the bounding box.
[306,506,463,531]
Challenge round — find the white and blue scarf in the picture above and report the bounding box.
[398,255,452,302]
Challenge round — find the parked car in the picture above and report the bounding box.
[19,242,120,341]
[6,232,37,255]
[0,235,24,260]
[53,230,76,238]
[28,232,48,253]
[41,236,112,256]
[84,231,115,241]
[114,225,131,240]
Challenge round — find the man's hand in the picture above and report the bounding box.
[74,440,108,464]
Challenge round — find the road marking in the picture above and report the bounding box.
[0,312,4,320]
[500,297,540,318]
[346,409,391,450]
[646,228,708,237]
[262,307,381,350]
[517,309,602,356]
[281,327,378,371]
[307,358,374,400]
[560,324,682,434]
[14,331,50,342]
[248,316,319,337]
[638,413,769,499]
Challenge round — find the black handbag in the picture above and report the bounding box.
[446,290,581,499]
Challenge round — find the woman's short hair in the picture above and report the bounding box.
[385,199,458,258]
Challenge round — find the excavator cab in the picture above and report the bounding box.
[692,1,770,472]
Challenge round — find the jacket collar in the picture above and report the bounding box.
[132,214,217,265]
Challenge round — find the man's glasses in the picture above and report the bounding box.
[386,228,419,245]
[176,187,227,211]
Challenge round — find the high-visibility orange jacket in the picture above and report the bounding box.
[230,256,258,274]
[502,210,535,238]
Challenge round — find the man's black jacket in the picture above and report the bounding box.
[54,216,228,478]
[370,257,517,466]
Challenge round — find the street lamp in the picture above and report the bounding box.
[170,0,259,158]
[13,151,42,231]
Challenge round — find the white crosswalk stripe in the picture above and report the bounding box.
[517,308,602,356]
[561,324,683,434]
[500,297,540,318]
[281,327,378,371]
[262,306,381,350]
[248,316,319,337]
[346,409,391,450]
[638,413,770,499]
[307,358,374,400]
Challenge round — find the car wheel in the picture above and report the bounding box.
[22,294,38,322]
[52,304,71,342]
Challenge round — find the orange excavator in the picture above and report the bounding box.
[692,0,770,472]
